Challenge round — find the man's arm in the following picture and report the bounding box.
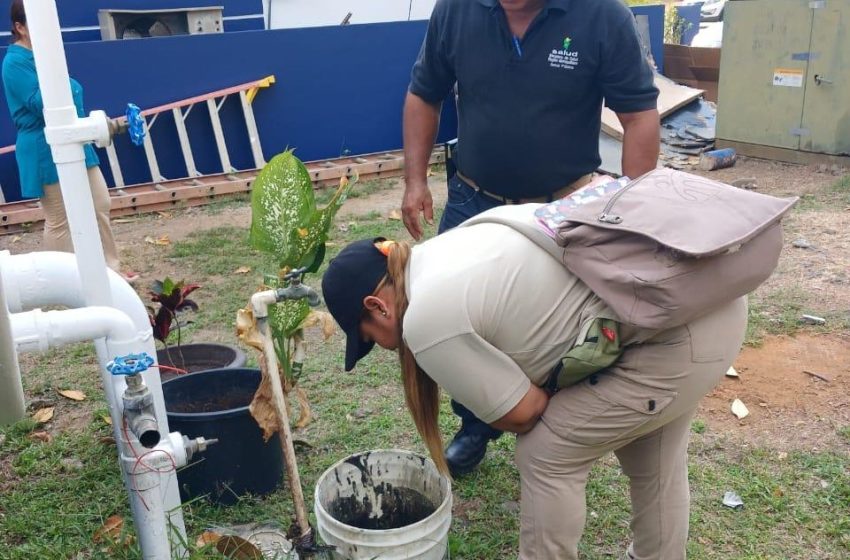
[618,108,660,179]
[402,92,441,240]
[490,385,549,434]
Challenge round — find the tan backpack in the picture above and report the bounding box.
[461,169,797,329]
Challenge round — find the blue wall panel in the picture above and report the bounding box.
[630,4,665,73]
[0,22,457,202]
[675,4,703,46]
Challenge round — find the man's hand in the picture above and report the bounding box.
[402,91,441,240]
[402,179,434,240]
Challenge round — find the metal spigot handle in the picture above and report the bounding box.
[283,267,308,282]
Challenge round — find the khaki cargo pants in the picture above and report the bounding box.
[40,166,121,272]
[516,297,748,559]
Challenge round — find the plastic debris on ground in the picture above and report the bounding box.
[204,523,299,560]
[725,366,739,378]
[722,491,744,509]
[730,398,749,419]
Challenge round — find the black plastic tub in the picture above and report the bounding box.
[157,343,247,381]
[162,368,283,505]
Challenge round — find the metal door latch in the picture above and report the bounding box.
[814,74,833,85]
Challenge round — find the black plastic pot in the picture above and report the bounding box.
[157,343,246,381]
[162,368,283,505]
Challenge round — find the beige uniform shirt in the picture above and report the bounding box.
[403,223,611,424]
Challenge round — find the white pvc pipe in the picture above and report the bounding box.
[0,250,186,559]
[24,0,111,307]
[0,271,25,425]
[11,307,137,355]
[22,2,186,555]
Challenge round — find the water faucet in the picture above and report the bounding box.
[275,267,321,307]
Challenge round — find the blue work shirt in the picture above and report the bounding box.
[410,0,658,199]
[2,43,99,199]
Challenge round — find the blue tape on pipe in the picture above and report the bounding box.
[125,103,145,147]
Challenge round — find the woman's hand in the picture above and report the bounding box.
[490,385,550,434]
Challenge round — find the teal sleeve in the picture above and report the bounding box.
[5,56,44,114]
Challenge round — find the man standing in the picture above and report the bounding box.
[401,0,660,476]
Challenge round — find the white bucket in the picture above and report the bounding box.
[314,449,452,559]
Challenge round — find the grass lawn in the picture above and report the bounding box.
[1,182,849,559]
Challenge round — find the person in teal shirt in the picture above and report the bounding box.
[2,0,137,282]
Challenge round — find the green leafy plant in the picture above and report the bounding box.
[239,150,353,430]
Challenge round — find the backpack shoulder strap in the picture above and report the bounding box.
[459,204,565,263]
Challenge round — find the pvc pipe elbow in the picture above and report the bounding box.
[250,289,278,319]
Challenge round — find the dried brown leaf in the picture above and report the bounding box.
[93,515,124,543]
[216,535,263,559]
[301,310,336,340]
[58,389,87,401]
[28,431,52,443]
[235,266,252,274]
[236,307,264,352]
[195,531,222,548]
[32,407,54,424]
[144,234,171,246]
[102,414,113,425]
[388,209,402,221]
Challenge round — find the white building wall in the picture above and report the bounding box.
[263,0,438,29]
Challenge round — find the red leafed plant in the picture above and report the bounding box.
[147,278,200,369]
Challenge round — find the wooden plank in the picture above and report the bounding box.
[602,73,704,140]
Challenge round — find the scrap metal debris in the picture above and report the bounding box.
[658,98,717,170]
[800,314,826,325]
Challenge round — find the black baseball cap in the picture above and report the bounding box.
[322,238,389,371]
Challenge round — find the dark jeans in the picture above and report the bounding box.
[439,174,503,440]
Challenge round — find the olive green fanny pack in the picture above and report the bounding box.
[548,317,623,390]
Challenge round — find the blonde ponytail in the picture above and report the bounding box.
[375,241,448,476]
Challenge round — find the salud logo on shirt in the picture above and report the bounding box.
[549,36,579,70]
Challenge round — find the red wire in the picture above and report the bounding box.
[121,418,177,512]
[152,364,189,375]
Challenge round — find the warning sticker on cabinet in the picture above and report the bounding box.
[773,68,804,87]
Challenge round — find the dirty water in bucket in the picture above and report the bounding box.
[329,484,436,530]
[315,450,452,559]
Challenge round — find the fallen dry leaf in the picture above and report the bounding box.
[11,235,21,243]
[93,515,124,543]
[58,389,86,401]
[28,431,52,443]
[32,407,54,424]
[388,209,402,221]
[196,531,222,548]
[102,414,113,426]
[235,266,252,274]
[144,234,171,246]
[216,535,263,559]
[156,211,173,219]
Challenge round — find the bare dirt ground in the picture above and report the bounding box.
[2,158,849,452]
